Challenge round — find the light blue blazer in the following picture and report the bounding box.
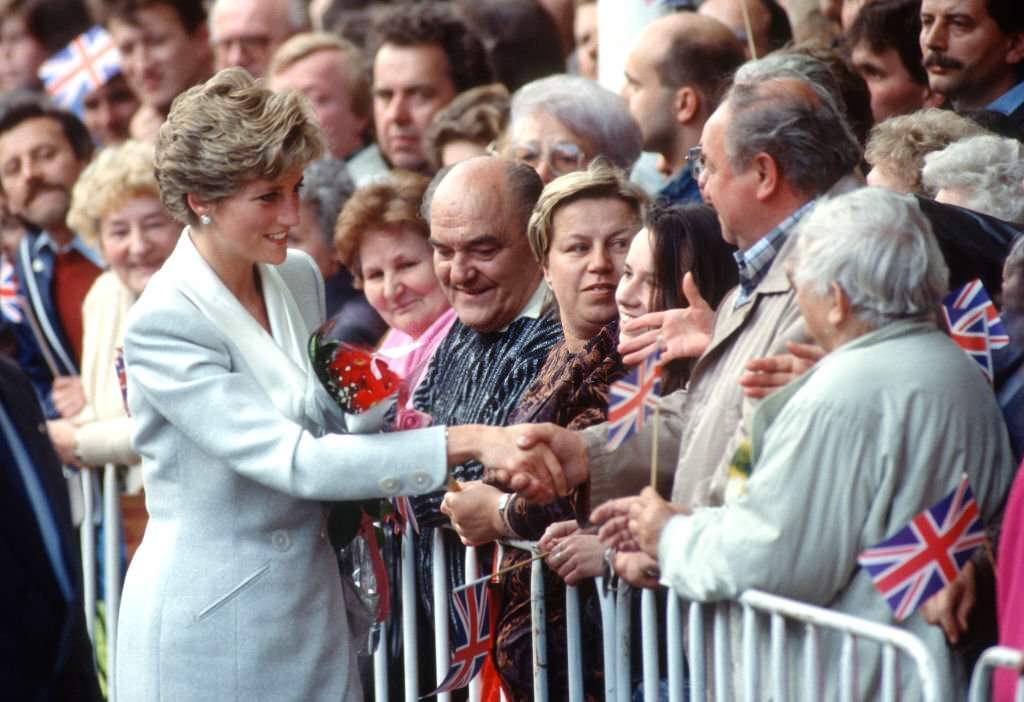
[114,233,447,701]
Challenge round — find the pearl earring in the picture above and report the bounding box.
[199,214,212,226]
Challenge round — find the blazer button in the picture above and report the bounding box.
[411,472,430,489]
[379,477,401,495]
[271,529,291,552]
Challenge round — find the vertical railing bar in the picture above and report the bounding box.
[565,584,583,702]
[373,618,388,702]
[616,584,632,702]
[688,602,706,702]
[880,643,896,702]
[103,464,121,701]
[531,551,549,702]
[803,623,819,701]
[770,612,786,702]
[431,530,451,702]
[642,588,660,702]
[742,602,758,702]
[714,603,731,702]
[81,470,97,642]
[665,594,683,702]
[465,546,481,702]
[839,632,854,702]
[400,528,418,702]
[596,577,617,701]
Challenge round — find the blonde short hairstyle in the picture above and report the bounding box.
[155,68,325,225]
[864,108,989,196]
[335,171,430,285]
[67,140,163,249]
[527,158,648,264]
[268,33,371,120]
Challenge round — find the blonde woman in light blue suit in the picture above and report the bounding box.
[113,68,570,702]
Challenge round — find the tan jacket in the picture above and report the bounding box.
[583,221,807,511]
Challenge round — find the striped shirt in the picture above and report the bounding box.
[734,200,816,308]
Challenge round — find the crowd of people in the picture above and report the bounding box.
[0,0,1022,700]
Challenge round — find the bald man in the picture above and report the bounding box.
[621,13,746,204]
[209,0,301,77]
[699,0,793,58]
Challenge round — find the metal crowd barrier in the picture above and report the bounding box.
[372,534,946,702]
[78,464,123,701]
[968,646,1024,702]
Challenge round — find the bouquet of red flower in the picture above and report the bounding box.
[309,319,403,432]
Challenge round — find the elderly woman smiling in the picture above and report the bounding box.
[46,140,178,473]
[598,188,1016,699]
[335,171,456,397]
[503,74,643,184]
[442,159,647,700]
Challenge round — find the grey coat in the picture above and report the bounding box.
[114,234,447,701]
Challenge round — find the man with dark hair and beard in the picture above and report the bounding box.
[0,95,101,420]
[919,0,1024,126]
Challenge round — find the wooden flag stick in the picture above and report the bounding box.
[650,400,661,489]
[739,0,758,59]
[453,550,550,593]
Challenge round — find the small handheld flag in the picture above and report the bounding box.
[391,495,419,536]
[858,475,986,621]
[606,349,661,451]
[38,27,121,119]
[421,578,492,697]
[0,255,21,323]
[942,279,1009,382]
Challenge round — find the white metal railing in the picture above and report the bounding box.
[371,536,946,702]
[78,464,123,701]
[968,646,1024,702]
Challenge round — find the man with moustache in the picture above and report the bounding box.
[99,0,212,140]
[920,0,1024,126]
[0,96,101,420]
[369,4,492,174]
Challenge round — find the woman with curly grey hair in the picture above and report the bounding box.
[114,68,563,701]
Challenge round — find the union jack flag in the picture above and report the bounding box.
[858,475,987,622]
[421,579,492,697]
[942,279,1009,382]
[391,495,419,535]
[38,26,121,118]
[606,349,661,451]
[114,347,130,416]
[0,254,21,323]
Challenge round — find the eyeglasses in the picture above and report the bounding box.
[511,140,586,177]
[686,145,706,181]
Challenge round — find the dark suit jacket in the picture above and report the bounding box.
[0,356,101,701]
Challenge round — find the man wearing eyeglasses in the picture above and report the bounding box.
[209,0,302,79]
[620,13,745,206]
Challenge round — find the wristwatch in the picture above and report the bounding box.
[497,492,518,538]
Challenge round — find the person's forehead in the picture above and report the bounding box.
[109,3,189,37]
[511,111,580,144]
[212,0,279,35]
[920,0,989,19]
[0,116,71,156]
[374,43,452,87]
[280,49,348,88]
[430,188,513,244]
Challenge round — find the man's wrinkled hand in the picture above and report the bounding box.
[618,273,714,366]
[440,481,506,546]
[921,560,977,645]
[613,551,661,589]
[739,341,825,399]
[51,375,86,418]
[546,532,604,585]
[628,487,683,557]
[592,496,643,552]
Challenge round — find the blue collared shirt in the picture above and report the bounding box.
[30,230,105,269]
[657,164,703,206]
[988,80,1024,117]
[733,200,817,309]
